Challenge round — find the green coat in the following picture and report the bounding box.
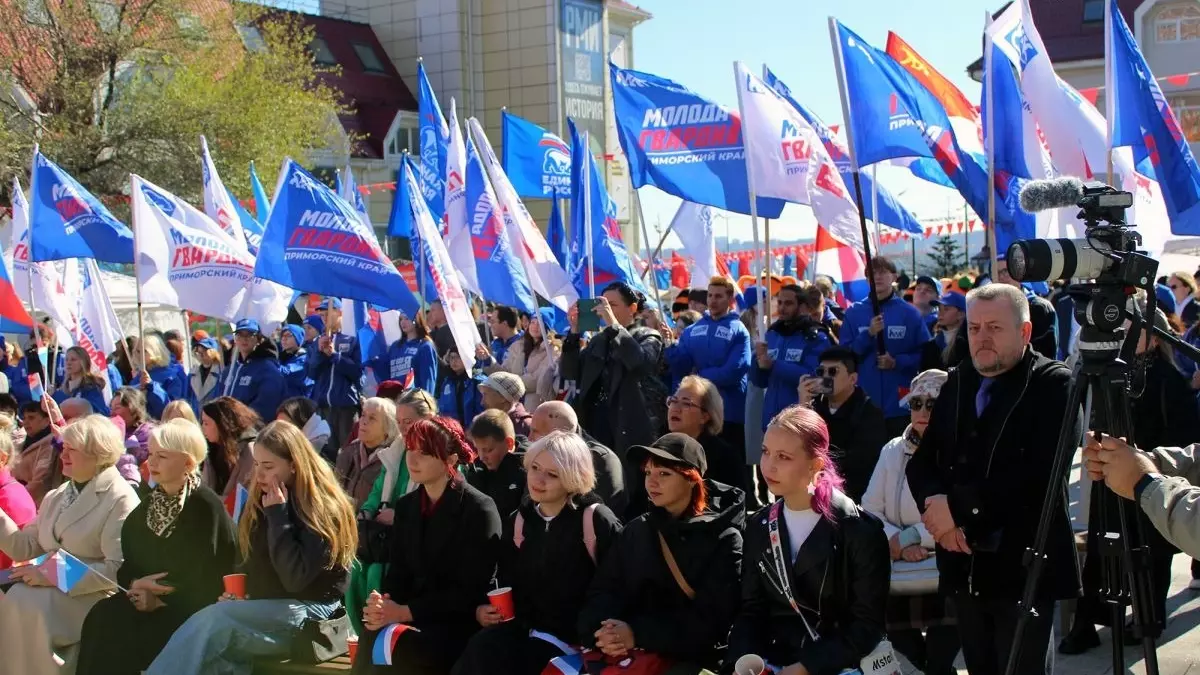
[346,443,410,634]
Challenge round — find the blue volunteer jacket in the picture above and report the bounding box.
[841,294,931,419]
[489,332,524,366]
[438,370,487,428]
[371,338,438,394]
[278,348,313,400]
[5,361,30,406]
[750,319,834,429]
[221,341,286,423]
[53,381,110,417]
[666,311,751,424]
[308,333,363,409]
[131,363,187,419]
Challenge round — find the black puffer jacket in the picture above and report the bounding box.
[570,323,667,457]
[812,388,889,502]
[906,347,1081,601]
[465,451,528,520]
[727,493,889,675]
[577,481,745,665]
[500,494,623,643]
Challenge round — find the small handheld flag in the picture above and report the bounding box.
[38,549,121,594]
[372,623,419,665]
[225,483,250,522]
[28,373,45,401]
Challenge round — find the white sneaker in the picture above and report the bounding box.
[1189,578,1200,590]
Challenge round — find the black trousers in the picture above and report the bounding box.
[954,593,1054,675]
[888,626,960,675]
[719,422,760,508]
[353,622,469,675]
[450,621,569,675]
[76,593,190,675]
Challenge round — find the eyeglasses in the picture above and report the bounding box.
[908,397,937,412]
[1170,284,1181,290]
[666,396,703,411]
[815,366,841,377]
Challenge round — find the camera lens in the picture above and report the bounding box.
[1006,239,1113,282]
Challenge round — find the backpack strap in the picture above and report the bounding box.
[513,512,525,548]
[582,503,599,563]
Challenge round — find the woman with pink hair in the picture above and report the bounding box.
[727,405,890,675]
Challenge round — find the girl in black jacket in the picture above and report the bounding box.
[453,431,623,675]
[78,419,238,675]
[355,417,501,675]
[577,432,744,673]
[728,405,890,675]
[141,421,358,675]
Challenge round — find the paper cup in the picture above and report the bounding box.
[222,573,247,599]
[734,654,766,675]
[346,636,358,663]
[487,586,514,620]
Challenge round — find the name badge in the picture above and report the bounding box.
[715,326,732,340]
[691,324,709,337]
[785,348,804,362]
[239,376,252,386]
[888,326,907,340]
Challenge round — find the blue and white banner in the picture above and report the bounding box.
[71,258,123,403]
[256,160,419,316]
[29,151,134,263]
[250,160,272,224]
[200,136,249,245]
[502,111,572,198]
[466,128,537,312]
[547,197,570,271]
[609,64,786,218]
[9,177,72,338]
[444,98,479,293]
[418,62,450,222]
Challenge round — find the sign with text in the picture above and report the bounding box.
[560,0,606,154]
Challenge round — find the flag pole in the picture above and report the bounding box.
[583,130,596,298]
[1103,0,1115,185]
[731,61,769,335]
[638,222,678,281]
[871,162,881,254]
[24,152,47,369]
[129,176,147,372]
[633,188,665,318]
[983,13,1000,277]
[828,18,884,354]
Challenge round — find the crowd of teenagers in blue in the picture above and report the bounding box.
[1,257,1200,675]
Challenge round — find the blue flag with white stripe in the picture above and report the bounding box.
[29,151,134,263]
[501,111,573,198]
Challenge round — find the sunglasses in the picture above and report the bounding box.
[908,397,937,412]
[1170,284,1182,290]
[666,396,703,411]
[815,366,841,378]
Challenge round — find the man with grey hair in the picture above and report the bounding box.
[531,401,627,518]
[906,282,1080,675]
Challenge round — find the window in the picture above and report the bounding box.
[24,0,50,25]
[1083,0,1104,23]
[352,42,386,74]
[1155,4,1200,42]
[384,111,420,160]
[91,1,119,32]
[309,36,338,66]
[1175,101,1200,142]
[236,24,267,53]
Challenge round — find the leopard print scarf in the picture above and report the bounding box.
[145,472,201,537]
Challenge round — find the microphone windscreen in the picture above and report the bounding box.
[1019,177,1085,213]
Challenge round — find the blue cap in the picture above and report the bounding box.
[742,285,761,310]
[195,337,219,352]
[317,298,342,311]
[915,275,942,294]
[936,292,966,312]
[234,319,261,334]
[303,314,325,334]
[1155,283,1176,315]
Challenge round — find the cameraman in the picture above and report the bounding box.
[1084,435,1200,560]
[906,284,1080,675]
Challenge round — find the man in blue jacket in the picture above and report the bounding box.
[842,257,931,439]
[751,284,834,430]
[912,275,941,333]
[667,276,751,460]
[308,298,363,459]
[221,318,286,425]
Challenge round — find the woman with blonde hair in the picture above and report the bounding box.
[161,399,198,425]
[0,414,140,673]
[143,421,357,675]
[77,419,236,675]
[131,334,186,419]
[54,346,111,416]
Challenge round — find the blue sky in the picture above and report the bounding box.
[628,0,1000,254]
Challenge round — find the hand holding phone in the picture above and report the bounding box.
[576,299,602,333]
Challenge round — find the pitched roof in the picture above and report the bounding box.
[608,0,653,20]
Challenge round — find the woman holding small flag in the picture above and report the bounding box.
[371,312,438,395]
[142,420,356,675]
[54,347,111,417]
[76,419,237,675]
[131,333,186,419]
[0,414,139,674]
[353,416,501,675]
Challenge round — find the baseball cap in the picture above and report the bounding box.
[935,292,966,312]
[479,372,525,404]
[194,337,219,352]
[316,298,343,311]
[234,319,261,335]
[914,275,942,294]
[628,432,708,476]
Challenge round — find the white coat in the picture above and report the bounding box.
[861,431,935,549]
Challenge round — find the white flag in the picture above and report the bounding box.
[670,202,719,286]
[68,259,124,402]
[131,175,291,325]
[402,167,480,369]
[200,136,250,247]
[468,117,579,310]
[734,62,865,253]
[10,179,74,345]
[443,98,480,294]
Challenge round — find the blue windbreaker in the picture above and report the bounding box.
[489,332,524,366]
[666,311,751,424]
[278,348,313,400]
[131,364,186,419]
[53,381,110,416]
[221,341,286,423]
[308,333,363,409]
[750,319,834,429]
[841,294,931,418]
[370,338,438,394]
[438,371,487,428]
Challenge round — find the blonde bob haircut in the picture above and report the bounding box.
[361,397,401,446]
[150,418,208,469]
[523,430,596,497]
[677,375,724,436]
[61,414,126,470]
[136,333,172,370]
[161,399,198,425]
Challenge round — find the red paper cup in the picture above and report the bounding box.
[487,586,514,620]
[346,636,359,663]
[223,573,247,599]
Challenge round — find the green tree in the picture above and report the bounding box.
[0,0,348,211]
[923,235,963,278]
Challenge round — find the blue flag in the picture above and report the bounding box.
[547,198,570,271]
[29,151,134,263]
[465,131,537,313]
[762,66,924,236]
[1108,0,1200,235]
[250,160,271,224]
[418,62,449,221]
[982,43,1039,254]
[393,155,437,303]
[228,189,264,255]
[501,111,573,199]
[609,64,786,219]
[568,119,647,298]
[254,159,419,316]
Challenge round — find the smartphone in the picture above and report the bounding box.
[27,373,45,401]
[576,298,602,333]
[820,376,835,396]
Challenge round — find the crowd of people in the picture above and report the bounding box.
[0,255,1198,675]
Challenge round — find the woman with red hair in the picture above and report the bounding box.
[354,417,502,675]
[576,432,744,673]
[728,405,890,675]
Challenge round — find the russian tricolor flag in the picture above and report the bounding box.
[225,483,249,522]
[39,550,91,594]
[813,225,869,307]
[372,623,418,665]
[543,653,586,675]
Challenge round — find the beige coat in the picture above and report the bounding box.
[0,466,139,672]
[521,340,561,410]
